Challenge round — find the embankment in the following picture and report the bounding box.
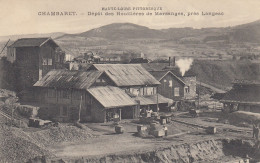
[30,138,260,163]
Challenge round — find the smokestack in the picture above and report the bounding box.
[173,57,175,67]
[169,57,171,66]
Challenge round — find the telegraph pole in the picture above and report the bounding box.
[156,86,159,112]
[198,81,201,109]
[78,95,82,122]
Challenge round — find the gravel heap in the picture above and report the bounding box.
[29,124,96,146]
[0,125,52,163]
[0,123,96,162]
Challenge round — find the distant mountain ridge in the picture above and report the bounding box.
[56,19,260,43]
[62,23,166,40]
[1,19,260,43]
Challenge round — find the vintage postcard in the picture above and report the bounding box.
[0,0,260,162]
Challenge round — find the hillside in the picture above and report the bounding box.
[57,20,260,43]
[1,20,260,59]
[67,23,166,40]
[53,20,260,59]
[142,60,260,90]
[191,60,260,90]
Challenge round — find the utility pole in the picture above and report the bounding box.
[78,95,82,122]
[156,86,159,112]
[198,81,201,110]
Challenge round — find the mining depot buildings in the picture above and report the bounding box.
[7,37,199,123]
[33,64,173,122]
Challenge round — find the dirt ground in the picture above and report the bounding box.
[1,110,258,162]
[48,112,255,160]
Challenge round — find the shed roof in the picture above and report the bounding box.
[9,37,58,48]
[33,69,103,89]
[89,64,160,86]
[220,85,260,104]
[134,94,173,105]
[149,70,186,85]
[87,86,137,108]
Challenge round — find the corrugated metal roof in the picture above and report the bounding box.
[87,86,137,108]
[220,85,260,104]
[9,38,58,48]
[134,94,173,105]
[89,64,160,86]
[149,70,186,85]
[33,69,103,89]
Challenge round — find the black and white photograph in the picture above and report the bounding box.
[0,0,260,162]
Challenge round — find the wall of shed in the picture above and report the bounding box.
[158,73,184,101]
[91,99,106,123]
[39,41,59,79]
[121,106,139,119]
[34,87,92,122]
[183,76,197,100]
[238,104,260,113]
[14,47,40,92]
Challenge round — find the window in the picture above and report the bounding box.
[147,87,154,95]
[174,87,180,96]
[62,90,70,99]
[60,106,68,116]
[185,86,190,93]
[153,87,157,94]
[130,88,139,96]
[169,80,172,88]
[48,58,52,65]
[43,58,47,65]
[55,55,60,62]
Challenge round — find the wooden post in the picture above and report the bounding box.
[198,81,201,109]
[119,109,121,121]
[78,95,82,122]
[11,107,14,126]
[156,86,159,112]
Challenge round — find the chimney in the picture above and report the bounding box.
[169,57,171,66]
[173,57,175,67]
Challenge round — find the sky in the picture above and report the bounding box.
[0,0,260,36]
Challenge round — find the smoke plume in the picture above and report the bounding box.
[176,58,193,76]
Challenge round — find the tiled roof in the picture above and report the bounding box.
[89,64,160,86]
[33,69,103,89]
[134,94,173,105]
[87,86,137,108]
[9,38,58,48]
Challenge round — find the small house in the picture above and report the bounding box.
[220,81,260,113]
[7,37,65,93]
[149,70,186,101]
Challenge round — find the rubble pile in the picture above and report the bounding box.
[0,125,52,162]
[29,124,96,145]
